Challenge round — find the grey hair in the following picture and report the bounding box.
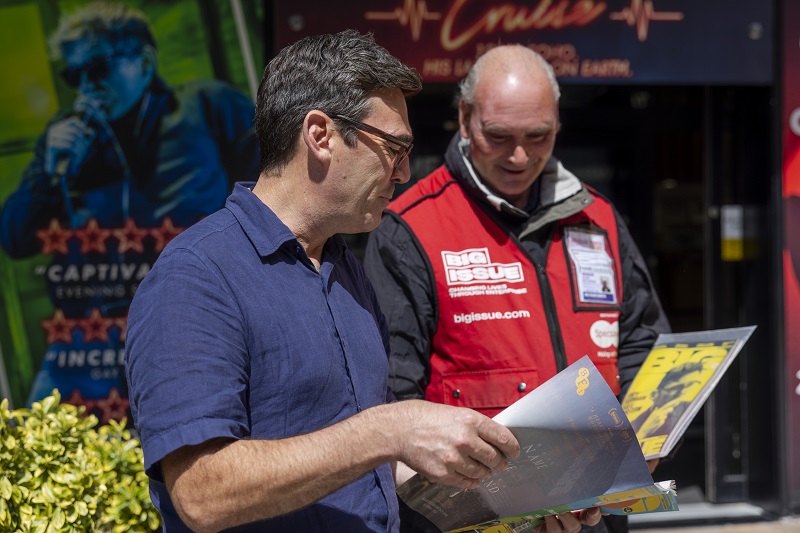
[458,45,560,105]
[49,1,155,60]
[255,30,422,175]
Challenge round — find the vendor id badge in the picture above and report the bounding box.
[563,226,619,308]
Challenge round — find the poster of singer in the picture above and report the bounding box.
[0,0,262,423]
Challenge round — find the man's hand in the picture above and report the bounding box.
[534,508,602,533]
[44,96,103,176]
[390,400,520,489]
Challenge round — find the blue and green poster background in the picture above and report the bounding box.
[0,0,263,420]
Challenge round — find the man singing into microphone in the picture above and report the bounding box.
[0,1,259,420]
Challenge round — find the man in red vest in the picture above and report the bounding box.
[364,44,670,533]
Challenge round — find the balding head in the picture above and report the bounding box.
[459,45,560,106]
[456,44,561,209]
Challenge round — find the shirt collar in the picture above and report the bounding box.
[225,182,347,261]
[226,182,297,257]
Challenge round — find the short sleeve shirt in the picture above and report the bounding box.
[125,182,398,532]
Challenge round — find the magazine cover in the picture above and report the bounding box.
[397,357,663,532]
[621,326,756,460]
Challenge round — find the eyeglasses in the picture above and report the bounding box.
[333,114,413,172]
[60,53,126,88]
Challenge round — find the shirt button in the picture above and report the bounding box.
[452,389,461,399]
[295,245,302,255]
[518,382,527,392]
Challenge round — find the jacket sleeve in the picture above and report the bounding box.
[363,211,437,400]
[616,209,671,398]
[0,131,66,258]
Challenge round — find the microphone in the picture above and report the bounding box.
[54,97,103,178]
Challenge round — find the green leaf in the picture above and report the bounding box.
[75,500,89,516]
[0,476,11,499]
[52,507,65,529]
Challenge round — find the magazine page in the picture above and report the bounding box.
[397,357,655,532]
[465,480,679,533]
[600,480,678,515]
[621,326,756,460]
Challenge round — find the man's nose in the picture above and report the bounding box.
[79,70,102,92]
[391,158,412,185]
[509,144,529,165]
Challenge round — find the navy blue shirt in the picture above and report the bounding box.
[126,182,399,532]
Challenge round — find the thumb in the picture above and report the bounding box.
[579,507,602,523]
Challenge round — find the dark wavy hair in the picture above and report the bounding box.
[255,30,421,175]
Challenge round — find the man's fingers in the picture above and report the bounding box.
[535,510,595,533]
[455,456,493,481]
[396,403,521,489]
[464,438,510,473]
[455,474,481,489]
[578,507,602,525]
[475,419,520,461]
[537,513,575,533]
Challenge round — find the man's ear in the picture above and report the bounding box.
[458,101,472,139]
[302,110,334,167]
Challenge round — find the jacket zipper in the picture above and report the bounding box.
[532,260,569,372]
[511,226,569,373]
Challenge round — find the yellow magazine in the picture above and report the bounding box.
[621,326,756,460]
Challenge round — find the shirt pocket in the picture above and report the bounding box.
[441,367,540,416]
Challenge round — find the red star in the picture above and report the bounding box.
[113,316,128,342]
[113,218,149,253]
[75,218,111,254]
[64,389,96,414]
[41,309,77,344]
[150,217,183,252]
[94,388,130,424]
[81,308,112,343]
[36,218,72,255]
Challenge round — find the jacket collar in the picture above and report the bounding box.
[443,133,593,232]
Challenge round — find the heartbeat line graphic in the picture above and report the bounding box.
[610,0,684,42]
[365,0,441,42]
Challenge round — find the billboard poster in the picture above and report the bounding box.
[782,0,800,510]
[0,0,262,422]
[275,0,772,85]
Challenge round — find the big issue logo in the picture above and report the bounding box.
[442,247,524,285]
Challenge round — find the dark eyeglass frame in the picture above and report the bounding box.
[60,53,128,88]
[333,114,413,172]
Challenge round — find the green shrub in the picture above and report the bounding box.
[0,390,160,532]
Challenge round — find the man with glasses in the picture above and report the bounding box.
[333,114,414,173]
[364,44,670,533]
[125,30,598,533]
[0,2,258,419]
